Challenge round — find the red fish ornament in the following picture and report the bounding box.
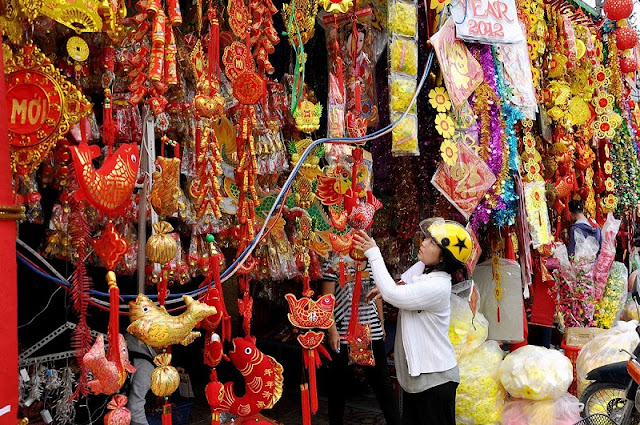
[285,294,335,329]
[83,334,136,395]
[206,337,283,419]
[70,142,140,215]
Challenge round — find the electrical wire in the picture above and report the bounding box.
[18,286,63,328]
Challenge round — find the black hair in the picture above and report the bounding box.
[426,249,467,280]
[568,199,584,214]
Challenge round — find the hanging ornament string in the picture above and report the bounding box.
[285,0,306,114]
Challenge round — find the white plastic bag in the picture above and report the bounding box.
[456,341,506,425]
[449,294,489,360]
[499,345,573,400]
[576,320,639,396]
[501,393,583,425]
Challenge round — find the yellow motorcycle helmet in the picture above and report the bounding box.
[419,218,473,265]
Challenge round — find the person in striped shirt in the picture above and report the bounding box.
[321,255,401,425]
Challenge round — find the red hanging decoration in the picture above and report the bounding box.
[616,26,638,50]
[603,0,633,21]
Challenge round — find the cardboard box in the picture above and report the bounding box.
[565,327,605,348]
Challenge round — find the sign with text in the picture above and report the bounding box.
[450,0,525,45]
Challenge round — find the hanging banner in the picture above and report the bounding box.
[450,0,525,45]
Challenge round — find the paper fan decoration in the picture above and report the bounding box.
[40,0,103,32]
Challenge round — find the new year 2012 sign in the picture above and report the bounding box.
[450,0,525,45]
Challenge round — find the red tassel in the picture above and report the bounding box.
[505,233,515,261]
[346,269,363,339]
[208,9,220,83]
[339,258,346,288]
[308,350,318,414]
[355,83,361,114]
[497,305,501,323]
[174,142,180,159]
[301,384,311,425]
[162,402,172,425]
[106,272,120,363]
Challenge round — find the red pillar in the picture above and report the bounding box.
[0,39,19,425]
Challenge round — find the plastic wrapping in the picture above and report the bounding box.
[388,0,419,156]
[501,393,583,425]
[593,213,622,301]
[449,294,489,360]
[595,262,629,329]
[499,345,573,400]
[456,341,506,425]
[576,320,640,396]
[431,140,497,219]
[473,258,524,342]
[621,293,639,321]
[391,113,419,156]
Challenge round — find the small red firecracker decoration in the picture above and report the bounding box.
[620,56,638,73]
[604,0,633,21]
[616,27,638,50]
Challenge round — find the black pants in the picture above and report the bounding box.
[401,381,458,425]
[328,339,401,425]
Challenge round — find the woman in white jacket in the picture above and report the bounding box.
[353,218,473,425]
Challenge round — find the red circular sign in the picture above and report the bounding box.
[233,72,265,105]
[7,70,63,147]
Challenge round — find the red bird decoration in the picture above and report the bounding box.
[70,142,140,215]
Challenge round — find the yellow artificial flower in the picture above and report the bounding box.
[428,87,452,112]
[440,139,458,166]
[602,194,618,212]
[593,91,614,115]
[605,177,615,192]
[593,115,616,139]
[435,113,455,138]
[604,160,613,175]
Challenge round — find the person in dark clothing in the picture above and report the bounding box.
[568,200,602,258]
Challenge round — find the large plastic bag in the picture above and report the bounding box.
[593,213,622,301]
[473,258,524,342]
[456,341,506,425]
[576,320,639,396]
[449,294,489,360]
[595,262,629,329]
[499,345,573,400]
[621,293,639,322]
[501,393,583,425]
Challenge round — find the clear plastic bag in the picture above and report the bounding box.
[501,393,583,425]
[499,345,573,400]
[449,294,489,360]
[456,341,506,425]
[595,262,629,329]
[576,320,639,396]
[593,213,622,301]
[391,113,419,156]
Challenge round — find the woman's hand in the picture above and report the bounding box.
[353,230,377,253]
[328,326,341,353]
[365,287,381,303]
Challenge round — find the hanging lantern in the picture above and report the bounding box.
[620,57,638,73]
[603,0,633,21]
[146,221,178,265]
[151,353,180,397]
[616,27,638,50]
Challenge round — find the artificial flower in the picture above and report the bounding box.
[525,160,541,179]
[604,160,613,175]
[593,115,616,139]
[440,139,458,166]
[435,113,455,138]
[593,65,611,89]
[605,177,615,192]
[602,194,618,211]
[429,87,452,112]
[593,91,614,115]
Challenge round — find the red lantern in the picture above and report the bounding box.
[604,0,633,21]
[616,27,638,50]
[620,57,637,73]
